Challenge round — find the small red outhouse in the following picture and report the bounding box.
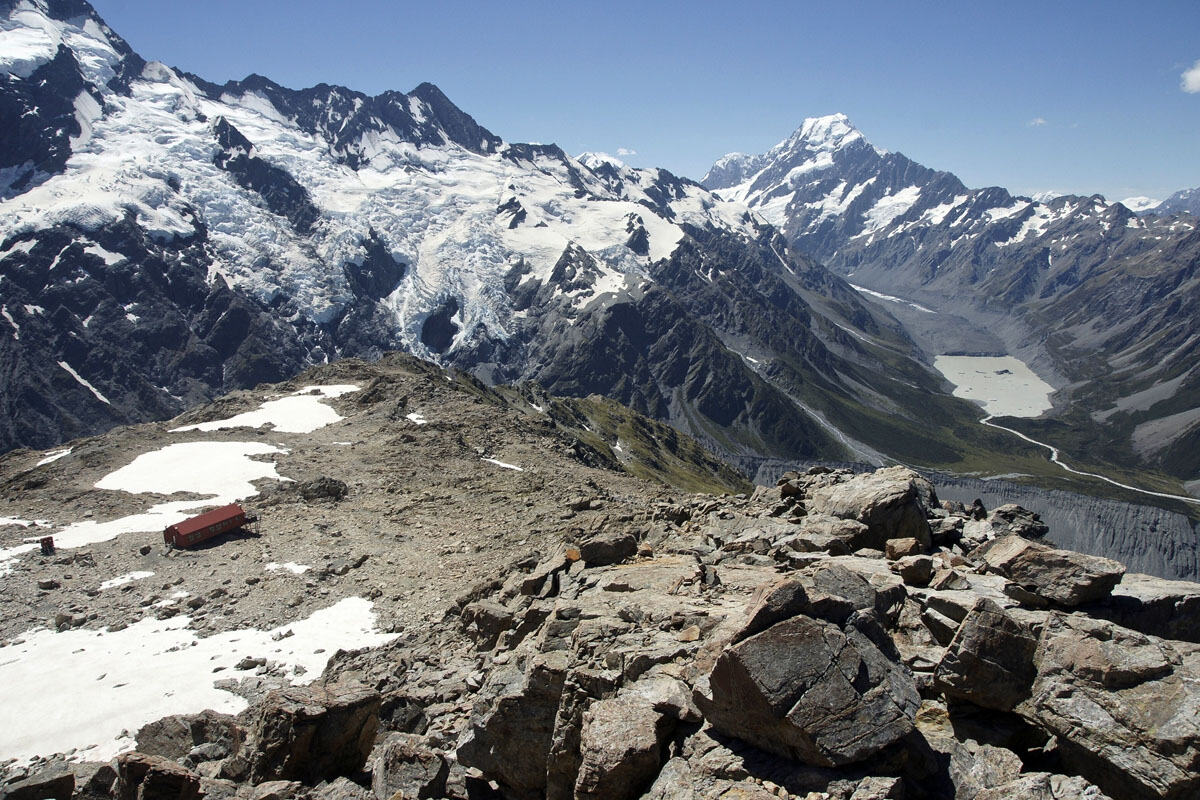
[164,504,248,548]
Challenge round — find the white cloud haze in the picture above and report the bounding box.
[616,147,637,156]
[1028,117,1047,127]
[1182,59,1200,93]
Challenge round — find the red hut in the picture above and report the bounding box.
[163,504,248,548]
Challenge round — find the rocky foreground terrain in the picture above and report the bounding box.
[2,355,1200,800]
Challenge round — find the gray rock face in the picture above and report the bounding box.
[975,534,1125,606]
[695,614,918,767]
[935,476,1200,581]
[456,652,568,798]
[0,769,75,800]
[573,694,674,800]
[248,684,382,784]
[935,599,1039,711]
[1090,572,1200,643]
[808,468,935,551]
[115,753,201,800]
[371,733,448,800]
[1019,614,1200,800]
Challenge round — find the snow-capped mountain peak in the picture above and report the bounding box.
[1120,195,1161,213]
[576,151,627,171]
[789,112,863,152]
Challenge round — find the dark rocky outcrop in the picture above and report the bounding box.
[247,684,382,784]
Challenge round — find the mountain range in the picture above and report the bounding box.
[703,114,1200,493]
[0,0,1196,509]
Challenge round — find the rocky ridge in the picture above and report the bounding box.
[4,358,1200,800]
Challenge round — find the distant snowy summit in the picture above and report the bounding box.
[1155,186,1200,216]
[1120,196,1162,213]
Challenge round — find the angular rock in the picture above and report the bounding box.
[578,531,638,566]
[891,555,933,587]
[573,694,675,800]
[974,772,1112,800]
[461,600,514,650]
[935,599,1038,711]
[134,710,246,765]
[885,537,923,560]
[694,614,919,767]
[310,777,372,800]
[975,535,1125,607]
[248,683,382,784]
[0,769,74,800]
[245,781,307,800]
[371,733,447,800]
[808,467,935,550]
[986,503,1049,539]
[456,651,568,798]
[1018,614,1200,800]
[1090,572,1200,643]
[71,763,118,800]
[116,753,201,800]
[796,513,873,552]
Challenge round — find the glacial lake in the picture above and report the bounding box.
[932,355,1055,418]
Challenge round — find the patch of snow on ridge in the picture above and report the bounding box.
[0,597,396,765]
[36,447,72,466]
[171,385,358,434]
[83,243,125,265]
[985,201,1030,222]
[99,571,154,590]
[921,195,969,226]
[482,458,523,471]
[995,205,1059,247]
[265,562,310,574]
[849,284,935,314]
[58,361,111,405]
[805,179,875,221]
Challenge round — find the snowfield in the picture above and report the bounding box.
[171,385,359,434]
[0,597,397,764]
[0,0,760,362]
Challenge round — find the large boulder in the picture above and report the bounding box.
[974,773,1111,800]
[974,535,1124,607]
[573,694,675,800]
[134,710,246,767]
[115,753,201,800]
[694,614,919,767]
[935,599,1039,711]
[807,467,935,550]
[456,651,568,799]
[248,683,382,784]
[0,770,75,800]
[1090,572,1200,643]
[371,733,447,800]
[1018,614,1200,800]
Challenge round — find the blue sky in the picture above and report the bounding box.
[90,0,1200,201]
